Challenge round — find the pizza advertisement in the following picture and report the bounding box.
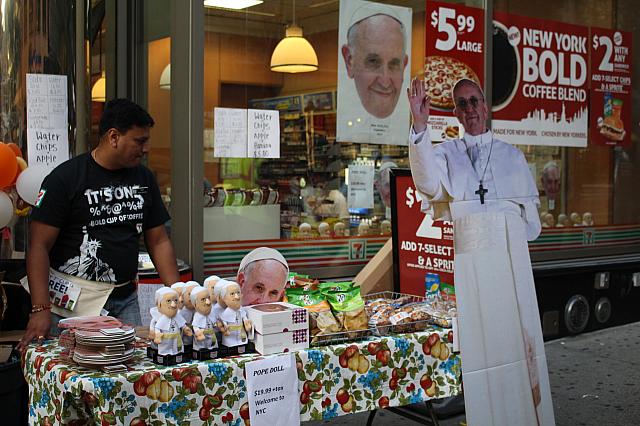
[590,28,632,147]
[424,1,485,142]
[491,12,589,147]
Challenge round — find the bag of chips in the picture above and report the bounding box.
[324,286,369,334]
[287,272,319,290]
[318,281,353,293]
[285,288,341,343]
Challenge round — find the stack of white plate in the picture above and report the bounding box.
[71,326,136,367]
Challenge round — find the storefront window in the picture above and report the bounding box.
[141,0,172,203]
[136,0,638,278]
[89,0,106,145]
[493,0,640,260]
[197,1,444,278]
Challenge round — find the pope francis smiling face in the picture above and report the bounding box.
[342,14,408,119]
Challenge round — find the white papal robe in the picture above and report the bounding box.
[409,130,555,426]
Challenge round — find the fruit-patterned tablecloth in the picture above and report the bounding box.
[23,327,461,425]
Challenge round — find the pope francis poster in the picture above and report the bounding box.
[337,0,412,145]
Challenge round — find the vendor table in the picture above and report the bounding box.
[23,327,461,425]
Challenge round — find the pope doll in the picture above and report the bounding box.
[170,282,187,309]
[217,281,254,354]
[190,286,219,360]
[152,287,192,364]
[204,275,220,300]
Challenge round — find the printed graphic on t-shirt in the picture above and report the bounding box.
[60,226,116,282]
[35,189,46,207]
[84,184,148,227]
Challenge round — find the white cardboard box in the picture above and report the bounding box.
[245,302,309,335]
[252,329,309,355]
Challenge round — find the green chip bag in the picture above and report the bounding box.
[318,281,353,294]
[285,288,340,342]
[324,286,368,332]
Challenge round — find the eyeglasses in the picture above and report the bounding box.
[455,96,484,109]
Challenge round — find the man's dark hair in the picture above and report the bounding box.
[99,98,155,137]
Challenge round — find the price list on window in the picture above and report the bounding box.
[26,73,69,168]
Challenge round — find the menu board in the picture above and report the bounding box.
[492,13,589,147]
[425,1,485,142]
[390,169,454,297]
[590,28,632,147]
[26,73,69,168]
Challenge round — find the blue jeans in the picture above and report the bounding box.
[49,290,141,336]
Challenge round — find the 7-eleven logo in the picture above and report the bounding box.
[35,189,47,207]
[349,240,366,260]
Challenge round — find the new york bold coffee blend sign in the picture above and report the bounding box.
[492,13,589,147]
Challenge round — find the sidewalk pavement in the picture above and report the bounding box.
[306,321,640,426]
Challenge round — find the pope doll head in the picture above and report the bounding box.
[170,282,187,309]
[204,275,220,300]
[221,281,242,311]
[156,287,180,318]
[182,282,200,310]
[190,286,212,316]
[213,278,233,308]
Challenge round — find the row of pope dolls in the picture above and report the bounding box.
[149,276,253,360]
[540,211,594,228]
[297,219,392,238]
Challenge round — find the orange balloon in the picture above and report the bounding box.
[10,168,19,186]
[7,142,22,158]
[0,143,18,188]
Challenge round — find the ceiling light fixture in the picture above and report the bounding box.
[203,0,263,10]
[91,72,106,102]
[159,64,171,90]
[270,0,318,73]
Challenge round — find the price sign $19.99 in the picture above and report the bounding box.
[254,386,283,398]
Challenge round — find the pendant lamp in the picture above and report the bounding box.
[91,72,106,102]
[270,0,318,73]
[159,64,171,90]
[203,0,263,9]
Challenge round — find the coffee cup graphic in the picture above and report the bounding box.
[492,20,520,112]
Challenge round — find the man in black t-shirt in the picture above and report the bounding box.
[18,99,180,351]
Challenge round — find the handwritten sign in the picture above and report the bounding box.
[248,109,279,158]
[137,283,164,326]
[347,164,374,209]
[26,73,69,168]
[214,108,280,158]
[246,353,299,426]
[214,108,248,158]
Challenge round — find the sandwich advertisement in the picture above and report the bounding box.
[590,27,632,147]
[491,13,589,147]
[424,0,485,142]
